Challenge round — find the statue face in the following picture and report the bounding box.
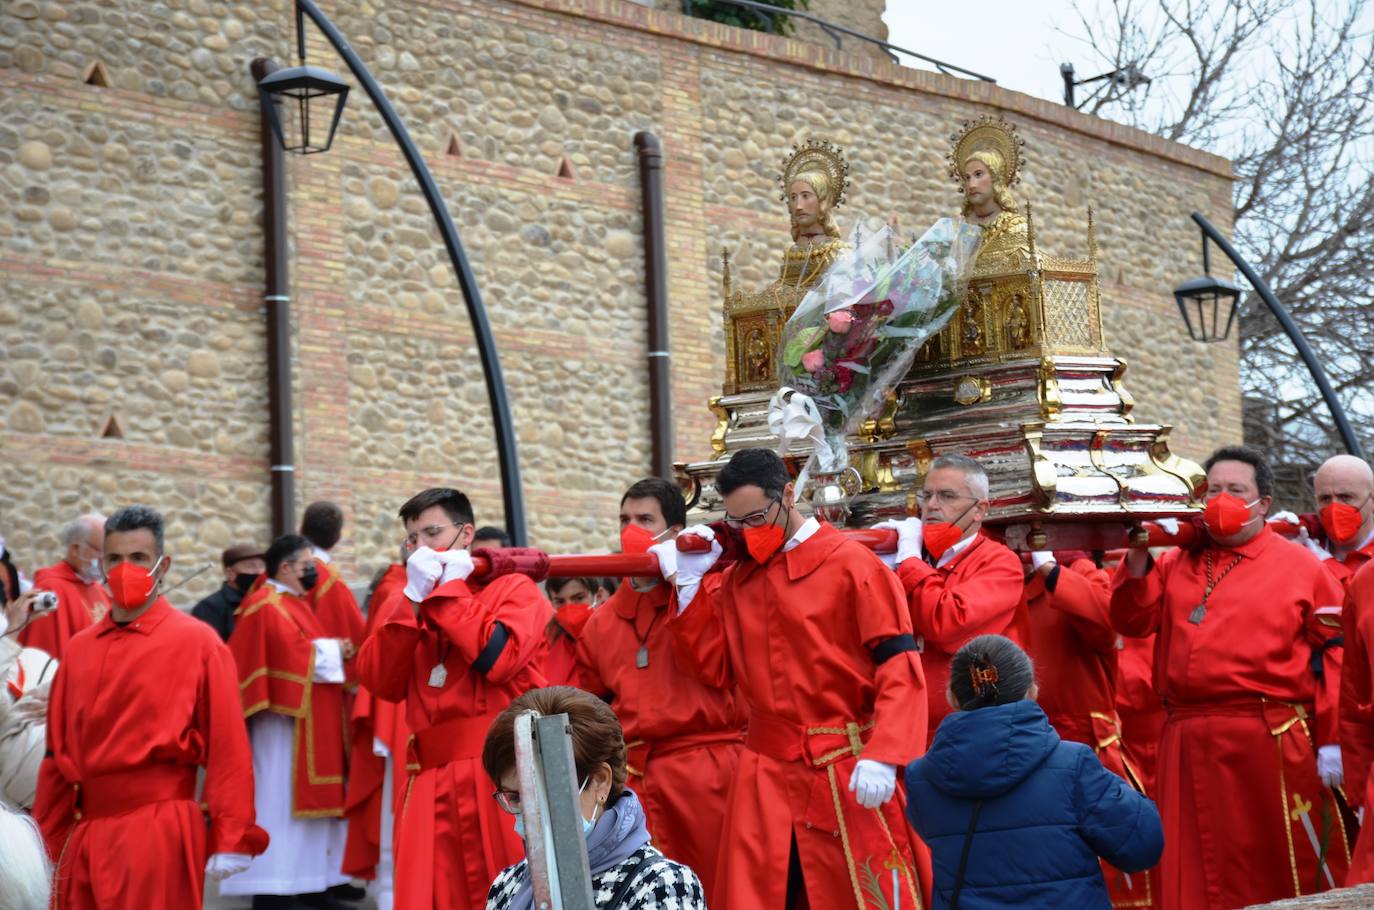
[962,159,996,212]
[788,179,822,232]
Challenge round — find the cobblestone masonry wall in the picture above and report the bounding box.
[0,0,1236,605]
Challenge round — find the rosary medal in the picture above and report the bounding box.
[427,663,448,688]
[1188,603,1207,625]
[635,644,650,669]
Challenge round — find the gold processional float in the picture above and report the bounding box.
[674,117,1206,551]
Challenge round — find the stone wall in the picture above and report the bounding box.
[0,0,1237,607]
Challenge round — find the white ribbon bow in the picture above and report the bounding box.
[768,387,832,494]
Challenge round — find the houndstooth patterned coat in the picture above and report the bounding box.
[485,844,707,909]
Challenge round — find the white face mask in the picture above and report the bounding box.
[511,777,601,840]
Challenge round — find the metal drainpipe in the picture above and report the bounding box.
[634,132,674,479]
[251,57,295,537]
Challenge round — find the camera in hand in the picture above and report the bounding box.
[31,591,58,614]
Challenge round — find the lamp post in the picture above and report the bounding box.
[1171,231,1241,342]
[1177,211,1363,458]
[1060,62,1151,109]
[257,0,528,544]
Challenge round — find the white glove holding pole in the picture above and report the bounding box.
[873,518,922,566]
[1296,526,1333,561]
[1030,551,1057,572]
[404,546,444,602]
[1318,744,1343,789]
[1268,510,1300,526]
[436,549,475,584]
[205,853,252,881]
[849,759,897,808]
[648,540,678,582]
[671,525,722,613]
[1154,517,1181,536]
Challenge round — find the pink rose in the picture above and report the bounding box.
[826,310,854,333]
[801,349,827,373]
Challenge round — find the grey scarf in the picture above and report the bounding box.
[510,788,652,910]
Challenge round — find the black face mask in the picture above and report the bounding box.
[234,572,258,593]
[299,566,319,593]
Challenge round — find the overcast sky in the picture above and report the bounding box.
[882,1,1087,104]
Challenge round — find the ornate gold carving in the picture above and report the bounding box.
[1111,359,1135,419]
[1023,428,1059,509]
[953,376,991,406]
[1038,357,1063,419]
[708,396,728,455]
[1043,278,1095,350]
[1148,428,1207,501]
[1006,294,1030,349]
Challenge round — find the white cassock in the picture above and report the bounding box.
[221,587,350,897]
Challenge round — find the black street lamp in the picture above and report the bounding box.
[1182,211,1364,458]
[1172,233,1241,342]
[256,0,529,543]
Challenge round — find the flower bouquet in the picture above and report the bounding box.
[776,217,983,483]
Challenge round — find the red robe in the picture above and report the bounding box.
[576,581,746,898]
[1116,632,1165,795]
[343,564,411,880]
[310,556,366,689]
[1339,561,1374,882]
[896,533,1031,741]
[544,600,593,687]
[228,584,347,816]
[1029,559,1157,909]
[21,561,110,660]
[671,522,930,910]
[34,598,267,908]
[356,571,551,910]
[1111,526,1349,908]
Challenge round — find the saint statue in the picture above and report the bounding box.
[948,117,1030,255]
[775,138,849,290]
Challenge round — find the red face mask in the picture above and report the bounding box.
[743,524,786,563]
[923,522,967,561]
[106,558,162,611]
[1320,500,1368,545]
[1203,492,1259,538]
[620,523,660,555]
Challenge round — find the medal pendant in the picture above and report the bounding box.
[635,645,650,669]
[1188,603,1207,625]
[427,663,448,688]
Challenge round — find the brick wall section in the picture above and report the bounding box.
[0,0,1236,603]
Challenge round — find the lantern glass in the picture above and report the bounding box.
[1172,275,1242,343]
[257,64,350,155]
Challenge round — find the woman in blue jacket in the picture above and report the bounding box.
[905,634,1163,909]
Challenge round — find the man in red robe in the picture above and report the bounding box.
[357,488,550,910]
[224,534,351,906]
[1279,455,1374,588]
[342,558,410,904]
[21,513,110,660]
[34,505,267,908]
[878,453,1030,744]
[1112,445,1348,908]
[544,576,598,686]
[1116,631,1165,795]
[1028,550,1157,908]
[665,448,928,910]
[302,501,367,685]
[1339,560,1374,882]
[576,477,746,899]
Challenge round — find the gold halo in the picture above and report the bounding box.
[947,115,1025,188]
[778,138,849,210]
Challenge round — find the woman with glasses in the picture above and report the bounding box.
[480,686,706,910]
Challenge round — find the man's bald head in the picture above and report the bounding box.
[1315,454,1374,491]
[1314,455,1374,549]
[61,512,106,575]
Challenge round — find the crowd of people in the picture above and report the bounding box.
[1,442,1372,910]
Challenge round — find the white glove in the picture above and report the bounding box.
[848,758,897,809]
[404,546,444,602]
[1269,510,1300,525]
[647,539,678,582]
[1296,526,1333,561]
[1154,517,1180,536]
[1030,551,1057,571]
[205,852,252,881]
[873,518,922,566]
[674,525,722,588]
[1318,744,1343,789]
[436,549,475,584]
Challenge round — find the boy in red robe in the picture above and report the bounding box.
[543,576,597,686]
[576,477,746,899]
[22,513,110,660]
[34,505,267,908]
[1112,445,1348,908]
[877,453,1030,743]
[357,488,550,910]
[224,534,351,906]
[302,501,367,686]
[664,448,929,909]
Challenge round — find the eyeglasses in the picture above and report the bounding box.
[723,498,780,529]
[915,490,976,507]
[405,523,458,547]
[492,776,588,815]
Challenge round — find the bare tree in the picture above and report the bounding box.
[1063,0,1374,503]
